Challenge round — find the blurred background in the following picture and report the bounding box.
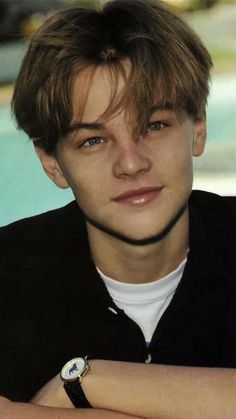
[0,0,236,226]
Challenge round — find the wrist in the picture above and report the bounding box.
[81,359,108,409]
[60,356,93,408]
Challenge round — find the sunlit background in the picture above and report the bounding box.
[0,0,236,226]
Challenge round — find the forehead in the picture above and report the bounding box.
[71,61,130,124]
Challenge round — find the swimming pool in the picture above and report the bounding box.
[207,73,236,144]
[0,73,236,226]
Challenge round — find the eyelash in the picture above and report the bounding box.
[147,121,168,132]
[79,137,104,148]
[78,120,168,149]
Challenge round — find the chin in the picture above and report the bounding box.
[84,204,187,246]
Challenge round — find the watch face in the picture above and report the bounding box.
[61,357,86,382]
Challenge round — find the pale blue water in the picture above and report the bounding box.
[0,107,73,226]
[0,74,236,226]
[208,74,236,143]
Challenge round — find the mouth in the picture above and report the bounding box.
[113,186,163,206]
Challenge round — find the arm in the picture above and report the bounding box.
[0,396,143,419]
[83,360,236,419]
[34,360,236,419]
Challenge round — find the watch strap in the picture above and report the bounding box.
[64,380,92,408]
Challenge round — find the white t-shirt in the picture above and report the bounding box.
[97,258,187,346]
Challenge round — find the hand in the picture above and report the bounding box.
[31,373,74,408]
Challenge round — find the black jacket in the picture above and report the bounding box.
[0,190,236,401]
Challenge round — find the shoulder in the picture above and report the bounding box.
[189,190,236,264]
[0,200,83,243]
[190,190,236,215]
[0,201,89,281]
[190,190,236,235]
[189,190,236,281]
[189,190,236,241]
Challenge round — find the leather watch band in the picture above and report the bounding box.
[64,380,92,408]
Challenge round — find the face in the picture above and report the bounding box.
[37,62,206,245]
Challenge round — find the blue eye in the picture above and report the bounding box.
[81,137,104,148]
[147,121,166,132]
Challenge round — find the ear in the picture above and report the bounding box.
[192,115,207,157]
[34,146,69,189]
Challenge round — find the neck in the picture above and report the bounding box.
[86,207,189,284]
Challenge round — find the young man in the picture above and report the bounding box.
[0,0,236,418]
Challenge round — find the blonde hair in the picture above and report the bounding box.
[12,0,212,153]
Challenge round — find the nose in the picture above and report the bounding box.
[113,139,151,179]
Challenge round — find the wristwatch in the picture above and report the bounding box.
[60,356,92,408]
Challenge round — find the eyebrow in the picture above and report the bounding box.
[66,104,176,134]
[67,122,105,134]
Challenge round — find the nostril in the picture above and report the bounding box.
[113,149,151,178]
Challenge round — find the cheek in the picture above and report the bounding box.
[173,151,193,182]
[157,138,193,175]
[68,168,107,205]
[56,148,111,203]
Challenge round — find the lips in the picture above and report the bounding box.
[113,186,163,206]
